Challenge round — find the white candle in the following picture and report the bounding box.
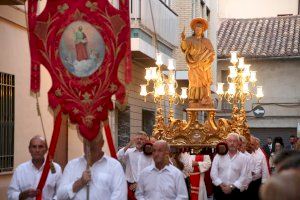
[228,83,236,95]
[256,86,264,98]
[230,51,238,64]
[180,87,188,99]
[168,59,175,70]
[216,83,224,95]
[250,71,257,82]
[140,85,147,96]
[155,52,163,66]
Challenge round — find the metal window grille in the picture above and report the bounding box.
[0,72,14,172]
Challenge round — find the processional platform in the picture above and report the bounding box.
[153,106,250,149]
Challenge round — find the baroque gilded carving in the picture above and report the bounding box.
[153,107,250,147]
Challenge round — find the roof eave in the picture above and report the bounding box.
[217,55,300,61]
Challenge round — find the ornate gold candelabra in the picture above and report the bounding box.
[216,51,264,140]
[140,52,188,121]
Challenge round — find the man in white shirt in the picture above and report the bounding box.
[117,131,153,199]
[210,132,248,200]
[247,136,270,200]
[57,132,127,200]
[7,135,62,200]
[135,140,188,200]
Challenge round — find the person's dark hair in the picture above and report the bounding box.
[290,135,296,138]
[273,150,299,166]
[142,142,153,156]
[272,137,284,152]
[173,153,184,171]
[216,142,228,155]
[277,154,300,172]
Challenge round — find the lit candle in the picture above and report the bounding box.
[155,52,163,66]
[168,71,175,83]
[230,51,238,64]
[238,57,245,69]
[150,67,158,80]
[256,86,264,98]
[216,83,224,95]
[168,59,175,70]
[140,85,147,96]
[145,68,152,81]
[229,66,237,78]
[250,71,257,82]
[156,84,165,96]
[168,84,175,96]
[228,83,236,95]
[180,87,188,99]
[243,82,249,94]
[243,64,251,77]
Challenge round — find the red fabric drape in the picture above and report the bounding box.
[204,153,214,197]
[36,110,63,200]
[28,0,40,93]
[190,155,204,200]
[103,121,116,159]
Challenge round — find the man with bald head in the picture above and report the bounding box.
[57,132,127,200]
[135,140,188,199]
[210,133,248,200]
[7,135,62,200]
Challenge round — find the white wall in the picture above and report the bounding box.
[217,59,300,128]
[219,0,299,19]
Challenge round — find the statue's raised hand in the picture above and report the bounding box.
[181,27,186,40]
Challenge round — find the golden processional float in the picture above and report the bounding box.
[140,18,264,149]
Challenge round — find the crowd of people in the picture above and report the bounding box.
[6,131,300,200]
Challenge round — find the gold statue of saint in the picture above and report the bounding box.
[181,18,215,108]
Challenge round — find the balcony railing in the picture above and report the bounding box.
[130,0,178,47]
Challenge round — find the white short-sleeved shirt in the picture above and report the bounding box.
[57,155,127,200]
[135,164,188,200]
[7,160,62,200]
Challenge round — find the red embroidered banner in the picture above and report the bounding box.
[28,0,132,140]
[28,1,131,198]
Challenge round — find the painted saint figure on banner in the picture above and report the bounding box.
[74,26,88,61]
[59,21,105,78]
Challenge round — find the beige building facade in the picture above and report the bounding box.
[218,0,299,19]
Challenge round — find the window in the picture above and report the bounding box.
[200,0,205,18]
[206,7,210,21]
[117,106,130,148]
[142,109,155,136]
[0,72,15,172]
